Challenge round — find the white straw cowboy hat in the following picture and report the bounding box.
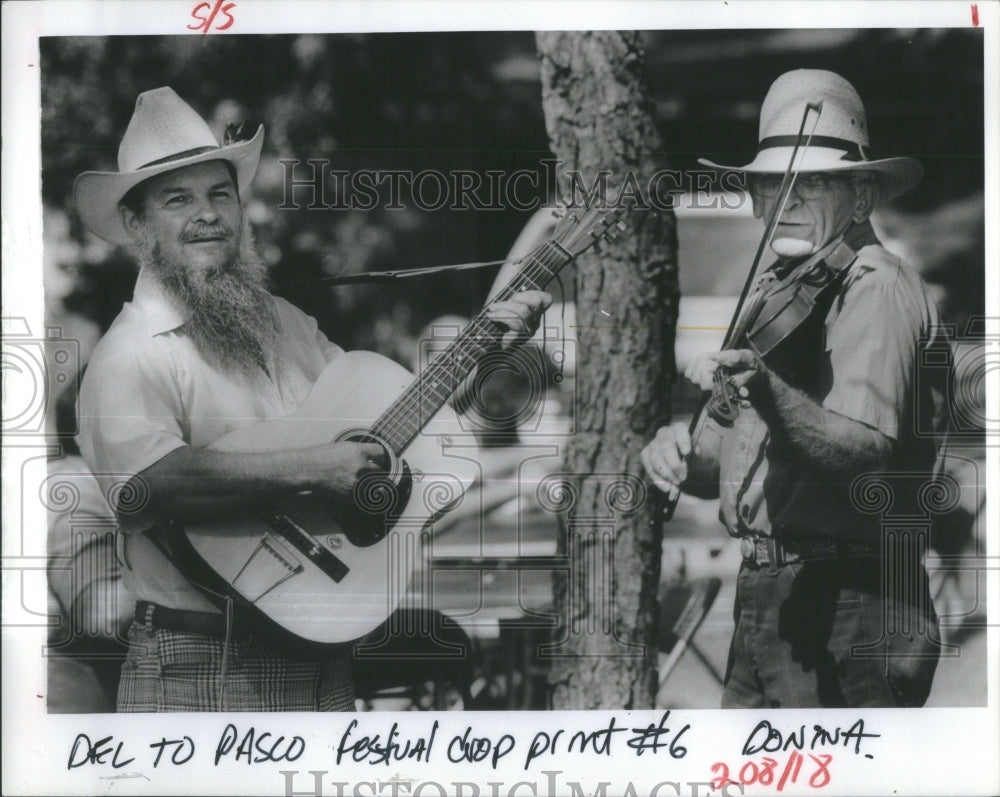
[73,87,264,245]
[699,70,922,201]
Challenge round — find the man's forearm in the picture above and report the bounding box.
[133,446,321,520]
[751,364,894,477]
[130,438,395,524]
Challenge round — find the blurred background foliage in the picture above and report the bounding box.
[41,29,985,361]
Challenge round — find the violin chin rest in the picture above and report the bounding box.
[771,237,814,257]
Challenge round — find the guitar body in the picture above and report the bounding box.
[181,350,479,644]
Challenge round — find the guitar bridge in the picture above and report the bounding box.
[266,512,350,583]
[231,532,304,604]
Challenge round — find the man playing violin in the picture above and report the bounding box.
[75,87,550,711]
[642,70,948,708]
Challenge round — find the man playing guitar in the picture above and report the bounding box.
[76,87,550,712]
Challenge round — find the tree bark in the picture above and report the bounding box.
[535,30,678,709]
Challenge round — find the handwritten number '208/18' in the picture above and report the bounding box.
[711,752,833,791]
[188,0,236,33]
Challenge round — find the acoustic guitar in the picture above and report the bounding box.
[178,202,626,643]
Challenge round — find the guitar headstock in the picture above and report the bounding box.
[550,199,629,257]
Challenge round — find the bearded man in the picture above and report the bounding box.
[642,71,948,708]
[76,87,550,712]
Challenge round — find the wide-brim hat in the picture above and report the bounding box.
[698,70,922,201]
[73,87,263,245]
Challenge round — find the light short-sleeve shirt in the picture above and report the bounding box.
[79,269,344,612]
[717,223,947,544]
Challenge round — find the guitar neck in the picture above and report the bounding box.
[370,238,572,454]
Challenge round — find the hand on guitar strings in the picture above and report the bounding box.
[484,290,553,349]
[309,441,389,500]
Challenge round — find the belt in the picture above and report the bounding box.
[739,535,879,570]
[135,600,250,641]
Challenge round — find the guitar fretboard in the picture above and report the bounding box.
[370,238,571,454]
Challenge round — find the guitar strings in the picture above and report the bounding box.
[374,205,612,448]
[550,268,568,384]
[372,236,572,449]
[372,238,562,446]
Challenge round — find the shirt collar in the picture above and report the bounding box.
[132,268,187,336]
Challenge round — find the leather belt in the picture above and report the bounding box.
[135,600,250,640]
[739,535,878,570]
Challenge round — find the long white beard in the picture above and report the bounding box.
[137,222,279,383]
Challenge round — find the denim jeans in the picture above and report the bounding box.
[722,557,940,708]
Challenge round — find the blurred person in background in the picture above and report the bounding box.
[47,379,132,713]
[44,215,130,712]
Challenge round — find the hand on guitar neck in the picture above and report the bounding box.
[484,290,553,349]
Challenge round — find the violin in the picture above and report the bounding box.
[657,99,858,522]
[704,221,873,426]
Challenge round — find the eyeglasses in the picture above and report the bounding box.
[752,172,867,200]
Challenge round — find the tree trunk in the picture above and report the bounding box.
[535,30,678,709]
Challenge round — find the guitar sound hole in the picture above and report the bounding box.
[339,461,412,548]
[335,430,412,548]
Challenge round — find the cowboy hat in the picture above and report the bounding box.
[73,87,264,245]
[698,70,922,201]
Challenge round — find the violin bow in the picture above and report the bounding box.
[656,99,824,523]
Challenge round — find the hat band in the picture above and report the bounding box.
[758,135,866,162]
[138,145,220,170]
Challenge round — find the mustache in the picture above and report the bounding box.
[180,223,233,242]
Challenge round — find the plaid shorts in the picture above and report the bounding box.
[117,622,354,712]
